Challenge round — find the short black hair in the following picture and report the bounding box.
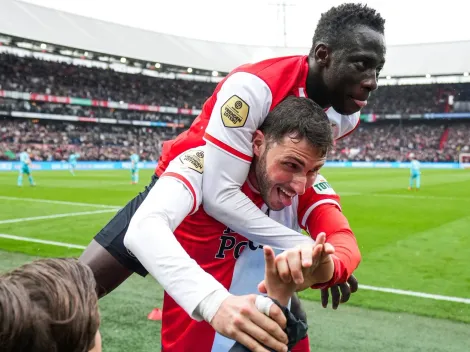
[311,3,385,54]
[259,96,333,157]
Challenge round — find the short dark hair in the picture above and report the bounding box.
[311,3,385,53]
[259,96,333,157]
[0,258,100,352]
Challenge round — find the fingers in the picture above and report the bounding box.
[263,246,277,275]
[315,232,326,245]
[339,282,351,303]
[300,245,314,268]
[212,295,288,352]
[322,243,335,256]
[330,285,340,310]
[321,288,329,308]
[257,280,267,294]
[267,301,288,331]
[285,248,304,284]
[229,329,283,352]
[275,253,292,283]
[245,303,288,351]
[348,274,359,293]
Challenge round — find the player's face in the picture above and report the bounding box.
[323,26,386,115]
[253,135,326,211]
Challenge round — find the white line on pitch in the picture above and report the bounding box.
[0,209,117,225]
[1,234,469,305]
[359,284,470,304]
[0,196,120,209]
[339,193,467,201]
[0,234,85,249]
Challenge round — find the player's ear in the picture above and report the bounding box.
[314,43,330,67]
[252,130,265,157]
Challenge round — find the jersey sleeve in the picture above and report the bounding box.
[297,175,361,288]
[203,71,273,162]
[326,108,360,140]
[160,147,205,215]
[124,172,230,321]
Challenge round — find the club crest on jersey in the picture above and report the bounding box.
[313,176,336,195]
[179,149,204,174]
[221,95,249,128]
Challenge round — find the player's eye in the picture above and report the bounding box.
[283,162,297,170]
[355,61,366,71]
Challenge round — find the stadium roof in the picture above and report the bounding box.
[1,0,469,77]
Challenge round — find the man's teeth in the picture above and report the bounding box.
[279,187,295,198]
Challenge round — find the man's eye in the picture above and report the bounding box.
[284,162,297,169]
[355,61,366,71]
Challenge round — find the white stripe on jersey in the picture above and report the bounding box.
[301,199,342,229]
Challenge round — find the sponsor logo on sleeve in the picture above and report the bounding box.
[179,149,204,174]
[313,176,336,195]
[221,95,249,128]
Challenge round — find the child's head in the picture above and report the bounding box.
[0,258,101,352]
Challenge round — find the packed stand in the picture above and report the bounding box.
[445,123,470,158]
[0,54,215,108]
[330,121,461,162]
[1,54,470,115]
[0,120,177,162]
[362,83,470,115]
[0,98,192,126]
[2,119,470,163]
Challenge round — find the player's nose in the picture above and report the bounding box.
[291,176,307,196]
[361,71,378,92]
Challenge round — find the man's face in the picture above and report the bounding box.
[322,25,386,115]
[252,133,326,211]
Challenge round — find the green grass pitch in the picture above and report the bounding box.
[0,168,469,351]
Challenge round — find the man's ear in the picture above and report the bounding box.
[314,43,331,67]
[252,130,265,157]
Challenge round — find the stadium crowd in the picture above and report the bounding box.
[0,54,215,108]
[0,120,173,162]
[1,119,469,162]
[0,99,192,125]
[1,53,470,114]
[1,53,470,163]
[330,122,456,162]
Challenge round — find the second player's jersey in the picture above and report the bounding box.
[19,152,29,165]
[130,153,140,166]
[159,146,355,352]
[155,55,360,176]
[68,154,78,163]
[410,160,420,174]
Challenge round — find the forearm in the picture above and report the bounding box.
[124,178,229,320]
[306,204,361,288]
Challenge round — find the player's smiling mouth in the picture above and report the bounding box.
[277,186,295,207]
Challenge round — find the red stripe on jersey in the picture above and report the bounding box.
[204,132,253,162]
[161,172,197,214]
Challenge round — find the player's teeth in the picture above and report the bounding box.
[280,187,294,198]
